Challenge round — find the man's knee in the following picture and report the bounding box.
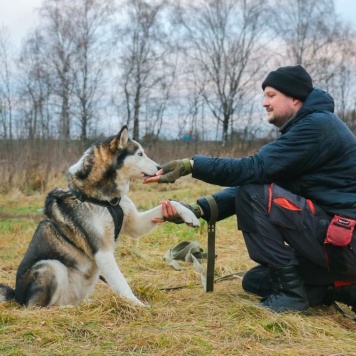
[236,184,266,211]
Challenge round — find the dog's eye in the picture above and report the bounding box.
[137,152,143,156]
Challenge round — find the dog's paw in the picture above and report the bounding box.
[170,201,200,227]
[128,296,146,307]
[136,300,146,307]
[58,304,75,309]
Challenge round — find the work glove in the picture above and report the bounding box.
[158,158,192,183]
[163,201,202,224]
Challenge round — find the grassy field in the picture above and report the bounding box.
[1,177,356,355]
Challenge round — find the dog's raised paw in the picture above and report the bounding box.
[171,202,200,227]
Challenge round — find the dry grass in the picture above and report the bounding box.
[0,138,262,194]
[1,177,356,355]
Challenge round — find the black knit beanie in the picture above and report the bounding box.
[261,65,313,101]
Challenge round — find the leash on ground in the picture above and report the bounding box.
[163,195,219,292]
[162,194,243,292]
[159,269,246,291]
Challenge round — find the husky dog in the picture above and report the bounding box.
[0,126,199,307]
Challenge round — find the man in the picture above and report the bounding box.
[144,65,356,313]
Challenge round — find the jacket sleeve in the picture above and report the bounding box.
[197,187,238,222]
[192,116,331,187]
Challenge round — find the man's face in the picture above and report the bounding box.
[263,87,299,128]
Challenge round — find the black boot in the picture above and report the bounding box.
[325,283,356,313]
[259,266,309,313]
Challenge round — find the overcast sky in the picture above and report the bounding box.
[1,0,356,49]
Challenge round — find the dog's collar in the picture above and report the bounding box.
[69,187,121,207]
[69,187,123,241]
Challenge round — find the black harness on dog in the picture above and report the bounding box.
[69,187,124,241]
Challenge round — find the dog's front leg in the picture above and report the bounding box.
[123,202,200,239]
[95,250,145,306]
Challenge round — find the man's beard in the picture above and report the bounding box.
[269,108,295,128]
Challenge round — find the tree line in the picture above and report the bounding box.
[0,0,355,146]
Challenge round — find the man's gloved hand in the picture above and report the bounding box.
[159,158,192,183]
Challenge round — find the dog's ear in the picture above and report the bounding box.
[110,126,129,152]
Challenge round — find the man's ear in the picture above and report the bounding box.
[292,98,303,110]
[110,125,128,152]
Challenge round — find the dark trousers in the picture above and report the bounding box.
[236,184,356,280]
[197,184,356,285]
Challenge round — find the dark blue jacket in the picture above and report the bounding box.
[194,88,356,219]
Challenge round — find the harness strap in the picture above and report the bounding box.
[69,187,120,207]
[107,205,124,241]
[69,187,123,240]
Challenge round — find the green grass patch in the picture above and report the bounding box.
[0,219,37,233]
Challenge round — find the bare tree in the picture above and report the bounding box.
[0,27,14,139]
[18,0,115,141]
[114,0,174,140]
[270,0,356,127]
[69,0,115,142]
[335,59,356,133]
[18,30,53,139]
[175,0,269,146]
[38,0,77,140]
[270,0,355,85]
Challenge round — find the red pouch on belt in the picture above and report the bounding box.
[325,215,356,247]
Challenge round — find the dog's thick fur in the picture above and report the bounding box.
[0,126,199,307]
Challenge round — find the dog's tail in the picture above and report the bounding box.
[0,284,15,302]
